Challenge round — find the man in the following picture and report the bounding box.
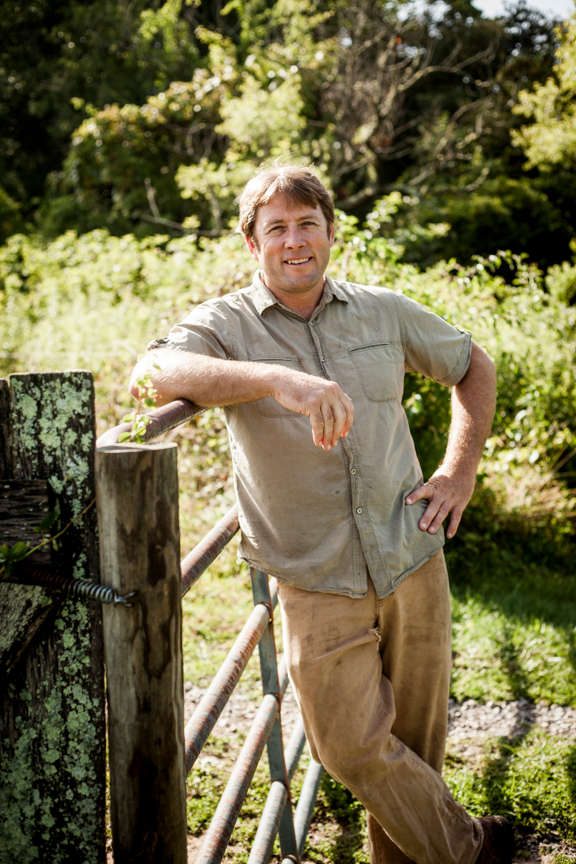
[130,165,513,863]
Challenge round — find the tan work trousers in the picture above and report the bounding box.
[277,551,483,864]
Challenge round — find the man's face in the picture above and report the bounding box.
[245,192,334,306]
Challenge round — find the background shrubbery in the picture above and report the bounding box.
[1,221,573,566]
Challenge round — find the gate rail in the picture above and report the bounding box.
[98,400,323,863]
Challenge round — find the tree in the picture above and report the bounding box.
[0,0,566,261]
[0,0,199,232]
[383,3,572,268]
[38,0,334,236]
[512,14,576,169]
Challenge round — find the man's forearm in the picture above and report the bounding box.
[441,342,497,478]
[130,349,278,407]
[405,341,496,538]
[129,348,355,450]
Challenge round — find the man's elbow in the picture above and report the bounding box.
[469,341,495,375]
[129,355,166,405]
[128,367,142,400]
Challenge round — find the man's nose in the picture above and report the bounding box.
[284,226,305,246]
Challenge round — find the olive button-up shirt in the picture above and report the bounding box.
[151,274,471,598]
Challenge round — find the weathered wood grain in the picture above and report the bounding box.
[98,442,187,864]
[0,371,105,864]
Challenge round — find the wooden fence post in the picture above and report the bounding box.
[97,443,187,864]
[0,371,105,864]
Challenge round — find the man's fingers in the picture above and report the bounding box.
[341,393,355,437]
[310,409,325,448]
[405,482,432,505]
[406,477,469,538]
[445,508,463,540]
[310,391,354,450]
[325,395,353,447]
[321,402,335,448]
[272,369,354,449]
[420,499,449,534]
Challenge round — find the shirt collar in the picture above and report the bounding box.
[249,271,349,317]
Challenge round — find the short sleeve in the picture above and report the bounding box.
[395,293,471,385]
[147,301,236,360]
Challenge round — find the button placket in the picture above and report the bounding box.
[349,460,364,516]
[307,319,328,378]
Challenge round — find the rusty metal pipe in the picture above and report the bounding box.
[184,581,279,772]
[97,398,201,447]
[184,601,269,773]
[250,568,300,860]
[247,780,288,864]
[293,758,324,855]
[180,506,239,595]
[194,692,280,864]
[284,715,307,781]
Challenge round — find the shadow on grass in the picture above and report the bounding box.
[447,497,576,692]
[480,628,537,839]
[478,732,576,850]
[471,634,576,847]
[307,774,367,864]
[447,522,576,850]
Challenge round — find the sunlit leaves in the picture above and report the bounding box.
[512,15,576,170]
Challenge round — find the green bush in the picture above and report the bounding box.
[1,227,573,548]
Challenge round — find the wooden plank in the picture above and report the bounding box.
[0,378,11,475]
[97,442,187,864]
[0,387,56,683]
[0,478,51,549]
[0,371,105,864]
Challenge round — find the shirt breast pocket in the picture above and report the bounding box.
[349,342,404,401]
[250,356,301,417]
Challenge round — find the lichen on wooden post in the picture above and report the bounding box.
[0,371,105,864]
[97,442,187,864]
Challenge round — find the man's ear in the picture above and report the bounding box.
[329,222,335,246]
[244,234,259,258]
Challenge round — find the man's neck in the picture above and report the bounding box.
[260,272,327,320]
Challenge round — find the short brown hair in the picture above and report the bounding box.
[238,165,335,240]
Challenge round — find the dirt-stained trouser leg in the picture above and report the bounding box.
[278,552,483,864]
[367,552,453,863]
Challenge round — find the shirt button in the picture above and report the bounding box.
[350,468,357,475]
[356,506,363,515]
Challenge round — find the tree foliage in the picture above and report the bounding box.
[512,14,576,169]
[0,0,199,219]
[2,0,573,270]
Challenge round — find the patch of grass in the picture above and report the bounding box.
[187,762,225,836]
[187,743,292,862]
[448,535,576,705]
[301,775,369,864]
[444,731,576,843]
[450,593,576,704]
[181,545,257,689]
[181,561,279,718]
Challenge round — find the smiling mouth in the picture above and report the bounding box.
[285,257,312,266]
